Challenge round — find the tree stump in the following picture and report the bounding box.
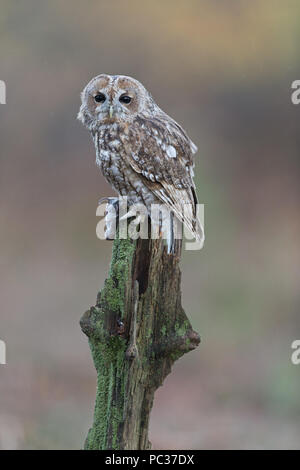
[80,233,200,450]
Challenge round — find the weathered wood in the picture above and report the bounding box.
[80,234,200,450]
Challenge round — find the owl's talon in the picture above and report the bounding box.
[120,208,138,221]
[98,197,119,210]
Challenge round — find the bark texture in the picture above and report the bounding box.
[80,235,200,450]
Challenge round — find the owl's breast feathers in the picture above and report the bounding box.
[94,115,203,243]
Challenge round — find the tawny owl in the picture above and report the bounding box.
[78,74,204,250]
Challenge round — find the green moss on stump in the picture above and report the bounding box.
[81,235,200,450]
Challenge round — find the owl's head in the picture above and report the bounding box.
[78,74,154,130]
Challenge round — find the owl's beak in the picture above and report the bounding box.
[109,105,114,119]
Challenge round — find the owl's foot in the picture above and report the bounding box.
[98,197,119,211]
[120,207,147,227]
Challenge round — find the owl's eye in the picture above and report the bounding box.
[94,93,106,103]
[119,95,132,104]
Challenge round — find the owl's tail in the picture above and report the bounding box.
[167,212,181,254]
[162,211,205,254]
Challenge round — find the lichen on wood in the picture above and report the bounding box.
[80,233,200,450]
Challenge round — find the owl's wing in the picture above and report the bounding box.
[120,114,204,243]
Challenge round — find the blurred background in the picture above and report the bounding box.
[0,0,299,449]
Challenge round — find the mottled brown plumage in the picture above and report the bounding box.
[78,74,204,245]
